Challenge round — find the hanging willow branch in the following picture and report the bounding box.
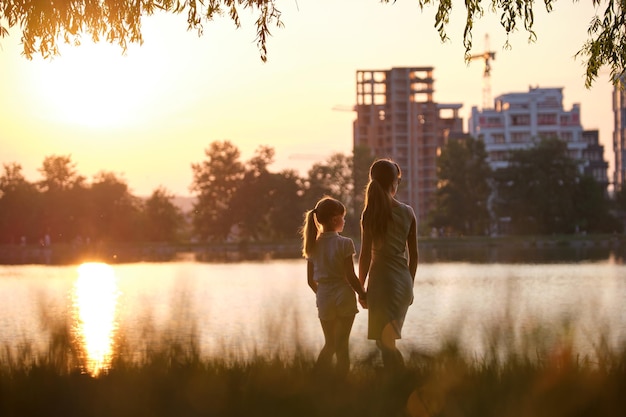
[1,0,624,86]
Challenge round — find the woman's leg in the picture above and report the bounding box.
[334,315,356,379]
[376,321,405,374]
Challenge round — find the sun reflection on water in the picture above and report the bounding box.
[72,262,120,375]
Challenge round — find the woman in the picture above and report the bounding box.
[359,158,418,373]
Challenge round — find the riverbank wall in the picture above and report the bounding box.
[2,234,626,265]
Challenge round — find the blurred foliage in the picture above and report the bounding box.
[429,137,492,236]
[430,137,621,236]
[1,312,625,417]
[0,0,282,62]
[190,140,244,242]
[144,187,185,242]
[0,156,180,246]
[190,141,364,242]
[1,0,622,87]
[492,138,621,235]
[302,152,359,236]
[1,139,622,249]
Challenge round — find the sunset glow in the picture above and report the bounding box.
[0,1,615,197]
[72,262,120,375]
[29,43,162,128]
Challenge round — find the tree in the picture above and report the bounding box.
[403,0,625,88]
[352,145,376,217]
[143,186,184,242]
[37,154,87,243]
[493,138,581,235]
[429,137,492,236]
[0,162,28,191]
[304,153,353,207]
[227,146,304,241]
[229,145,278,241]
[0,163,40,244]
[574,175,621,233]
[265,169,305,240]
[303,153,358,235]
[37,154,85,192]
[88,171,142,242]
[0,0,621,87]
[190,140,244,241]
[0,0,282,61]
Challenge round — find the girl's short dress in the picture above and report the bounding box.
[367,203,415,340]
[307,232,358,321]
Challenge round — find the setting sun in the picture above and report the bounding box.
[28,42,161,128]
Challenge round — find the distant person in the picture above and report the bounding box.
[358,159,418,375]
[301,196,367,379]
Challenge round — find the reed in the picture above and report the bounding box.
[1,318,624,417]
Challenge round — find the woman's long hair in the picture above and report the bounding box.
[301,196,346,258]
[361,159,401,245]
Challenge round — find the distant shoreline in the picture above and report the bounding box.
[1,234,625,265]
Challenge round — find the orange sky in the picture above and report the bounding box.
[0,0,614,197]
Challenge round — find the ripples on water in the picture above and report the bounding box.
[1,259,625,374]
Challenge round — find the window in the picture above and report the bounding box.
[539,131,558,139]
[511,132,530,143]
[477,116,501,127]
[511,114,530,126]
[538,113,557,125]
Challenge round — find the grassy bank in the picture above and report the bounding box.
[1,325,625,417]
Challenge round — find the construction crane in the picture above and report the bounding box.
[331,105,356,112]
[470,34,496,109]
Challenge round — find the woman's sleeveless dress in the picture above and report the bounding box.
[367,203,415,340]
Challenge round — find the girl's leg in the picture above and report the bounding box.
[316,319,336,373]
[334,315,356,379]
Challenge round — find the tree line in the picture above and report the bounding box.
[0,142,374,246]
[0,155,183,246]
[430,137,624,236]
[1,137,623,247]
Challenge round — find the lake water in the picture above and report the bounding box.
[1,259,625,374]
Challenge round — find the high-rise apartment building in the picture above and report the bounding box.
[353,67,463,226]
[613,81,626,191]
[469,87,608,190]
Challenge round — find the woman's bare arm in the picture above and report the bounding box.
[407,216,418,280]
[358,225,373,288]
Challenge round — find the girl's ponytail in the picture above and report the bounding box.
[301,209,318,258]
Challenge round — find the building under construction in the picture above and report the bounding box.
[353,67,464,227]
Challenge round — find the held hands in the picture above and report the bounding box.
[358,292,368,309]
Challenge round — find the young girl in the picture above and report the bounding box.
[301,196,367,378]
[358,159,418,374]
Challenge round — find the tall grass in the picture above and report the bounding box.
[1,317,625,417]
